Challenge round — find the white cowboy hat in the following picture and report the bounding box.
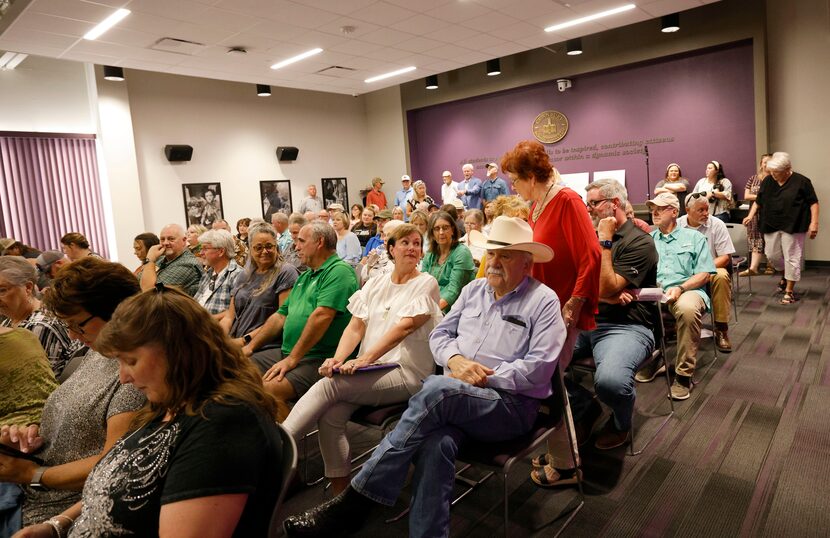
[469,216,553,263]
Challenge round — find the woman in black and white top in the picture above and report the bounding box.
[14,286,283,538]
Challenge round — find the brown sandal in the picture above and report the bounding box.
[780,292,798,305]
[530,465,581,488]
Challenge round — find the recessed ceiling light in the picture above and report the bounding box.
[0,51,27,69]
[425,75,438,90]
[103,65,125,81]
[566,39,583,56]
[257,84,271,97]
[486,58,501,76]
[544,3,636,33]
[661,13,680,33]
[364,66,416,83]
[270,48,323,70]
[83,8,131,40]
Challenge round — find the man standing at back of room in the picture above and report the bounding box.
[298,184,323,214]
[394,175,414,221]
[456,163,482,210]
[139,223,203,296]
[482,162,509,202]
[441,171,460,205]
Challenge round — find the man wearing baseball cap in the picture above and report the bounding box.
[35,250,69,290]
[393,175,414,221]
[636,192,716,400]
[283,216,568,537]
[482,162,510,202]
[362,209,393,258]
[366,177,387,210]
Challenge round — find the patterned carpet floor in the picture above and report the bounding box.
[277,268,830,537]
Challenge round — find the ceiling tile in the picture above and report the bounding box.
[422,24,479,44]
[424,1,491,24]
[360,46,412,62]
[316,17,381,38]
[127,0,212,23]
[349,2,419,26]
[289,0,378,17]
[359,27,416,46]
[0,27,78,49]
[186,7,263,33]
[30,0,118,22]
[459,11,521,33]
[13,12,92,37]
[396,36,444,54]
[388,14,452,35]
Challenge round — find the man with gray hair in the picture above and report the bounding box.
[456,163,482,210]
[678,192,735,351]
[440,170,459,205]
[283,214,308,272]
[139,223,203,296]
[193,229,242,315]
[272,212,291,252]
[244,221,358,420]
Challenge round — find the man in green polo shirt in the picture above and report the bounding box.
[244,221,358,420]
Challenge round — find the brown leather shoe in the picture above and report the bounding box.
[594,419,630,450]
[715,330,732,352]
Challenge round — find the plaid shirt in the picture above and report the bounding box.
[194,260,243,314]
[1,308,83,378]
[144,249,204,296]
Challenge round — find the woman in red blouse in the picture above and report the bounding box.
[500,139,600,488]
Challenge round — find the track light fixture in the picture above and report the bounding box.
[425,75,438,90]
[256,84,271,97]
[661,13,680,33]
[103,65,124,81]
[486,58,501,76]
[566,39,583,56]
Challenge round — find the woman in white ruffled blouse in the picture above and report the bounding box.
[283,223,442,494]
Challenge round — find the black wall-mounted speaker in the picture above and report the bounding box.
[276,146,299,161]
[164,145,193,162]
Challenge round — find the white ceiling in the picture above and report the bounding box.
[0,0,720,95]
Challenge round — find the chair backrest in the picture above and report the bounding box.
[724,223,748,257]
[268,422,298,537]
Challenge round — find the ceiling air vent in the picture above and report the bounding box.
[315,66,357,77]
[150,37,207,56]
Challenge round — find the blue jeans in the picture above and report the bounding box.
[351,375,540,538]
[0,482,23,537]
[570,323,654,430]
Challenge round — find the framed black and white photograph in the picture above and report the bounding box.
[260,180,293,221]
[321,177,348,209]
[182,182,223,228]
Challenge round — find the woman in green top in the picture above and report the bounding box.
[421,211,475,312]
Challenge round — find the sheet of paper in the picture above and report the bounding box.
[593,169,626,187]
[559,172,590,201]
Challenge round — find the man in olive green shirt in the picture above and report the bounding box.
[245,221,358,420]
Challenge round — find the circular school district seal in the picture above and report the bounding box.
[532,110,569,144]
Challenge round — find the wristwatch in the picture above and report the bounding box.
[678,285,686,293]
[598,240,613,249]
[142,258,151,265]
[243,334,253,345]
[30,466,49,490]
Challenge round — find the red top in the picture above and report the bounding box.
[529,187,600,331]
[366,190,387,209]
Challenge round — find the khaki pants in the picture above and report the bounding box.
[669,290,706,378]
[710,268,731,325]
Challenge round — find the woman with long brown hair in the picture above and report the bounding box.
[15,286,283,538]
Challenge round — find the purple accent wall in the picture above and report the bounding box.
[407,41,756,204]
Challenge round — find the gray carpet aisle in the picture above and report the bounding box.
[276,268,830,537]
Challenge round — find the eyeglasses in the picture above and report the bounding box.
[433,225,453,234]
[687,192,707,200]
[586,198,612,209]
[252,244,277,253]
[66,313,96,335]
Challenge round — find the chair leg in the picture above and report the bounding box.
[629,348,675,456]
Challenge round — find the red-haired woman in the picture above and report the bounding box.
[500,140,600,488]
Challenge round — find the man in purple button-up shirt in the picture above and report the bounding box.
[283,217,567,538]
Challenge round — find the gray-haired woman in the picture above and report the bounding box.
[742,152,819,304]
[0,257,80,378]
[218,222,299,373]
[193,229,242,316]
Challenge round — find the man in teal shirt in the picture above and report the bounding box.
[245,221,358,420]
[636,193,715,401]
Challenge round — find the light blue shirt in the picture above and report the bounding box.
[277,229,292,254]
[481,177,509,201]
[394,187,414,220]
[650,225,716,309]
[459,177,483,209]
[336,232,362,267]
[429,276,565,399]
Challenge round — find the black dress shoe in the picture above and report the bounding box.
[283,486,374,537]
